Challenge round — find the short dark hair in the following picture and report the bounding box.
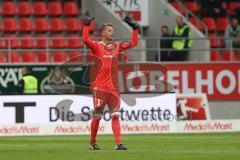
[100,23,114,33]
[162,25,168,29]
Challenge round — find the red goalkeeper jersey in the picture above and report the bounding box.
[83,25,138,90]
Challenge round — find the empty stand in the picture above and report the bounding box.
[52,52,67,62]
[33,2,48,16]
[64,2,79,16]
[48,2,63,16]
[18,2,32,16]
[22,52,36,62]
[2,1,17,16]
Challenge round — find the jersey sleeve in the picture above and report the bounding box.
[119,29,138,52]
[82,25,96,50]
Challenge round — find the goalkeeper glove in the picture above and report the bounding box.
[123,16,140,30]
[83,11,95,26]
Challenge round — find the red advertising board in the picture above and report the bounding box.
[165,63,240,100]
[118,63,240,101]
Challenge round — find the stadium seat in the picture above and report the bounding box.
[52,52,67,62]
[0,53,4,63]
[3,18,18,32]
[64,2,79,16]
[222,50,237,61]
[48,2,63,16]
[4,34,19,49]
[9,52,20,63]
[66,34,83,48]
[37,52,47,62]
[36,34,48,48]
[19,18,33,32]
[203,18,216,32]
[33,2,48,16]
[0,39,7,49]
[209,33,222,48]
[229,2,240,15]
[189,17,204,31]
[22,52,36,62]
[34,18,49,32]
[2,1,17,15]
[216,17,229,32]
[50,18,65,32]
[170,2,185,15]
[185,2,199,13]
[68,52,82,62]
[210,51,221,61]
[20,34,35,49]
[49,34,66,48]
[18,2,32,16]
[66,18,81,32]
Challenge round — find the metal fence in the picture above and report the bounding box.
[0,36,240,63]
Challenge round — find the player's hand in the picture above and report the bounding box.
[123,16,140,30]
[84,11,95,26]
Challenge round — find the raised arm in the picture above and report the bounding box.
[82,12,95,49]
[83,25,95,49]
[120,16,139,52]
[119,29,138,52]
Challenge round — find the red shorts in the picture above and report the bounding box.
[92,87,120,112]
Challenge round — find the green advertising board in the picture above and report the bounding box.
[0,65,90,95]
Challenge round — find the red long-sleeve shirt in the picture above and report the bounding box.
[83,25,138,90]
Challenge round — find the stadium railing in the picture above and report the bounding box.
[0,36,239,63]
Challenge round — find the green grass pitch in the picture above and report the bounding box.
[0,133,239,160]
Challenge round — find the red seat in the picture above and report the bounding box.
[237,51,240,61]
[189,17,204,31]
[0,53,4,63]
[9,52,20,63]
[203,18,216,32]
[185,2,198,12]
[171,2,185,15]
[69,52,82,62]
[66,34,83,48]
[66,18,81,32]
[209,33,222,48]
[34,18,49,32]
[0,39,7,49]
[229,2,240,15]
[20,34,35,49]
[18,2,32,15]
[50,34,66,48]
[50,18,65,32]
[22,52,36,62]
[52,52,67,62]
[223,50,237,61]
[19,18,33,32]
[2,2,17,15]
[36,34,48,48]
[37,52,47,62]
[216,17,229,32]
[64,2,79,16]
[4,34,19,48]
[3,18,18,32]
[33,2,48,16]
[48,2,63,16]
[210,51,221,61]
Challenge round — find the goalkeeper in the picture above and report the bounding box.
[82,12,139,150]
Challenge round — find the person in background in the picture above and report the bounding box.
[197,0,227,18]
[158,25,172,61]
[172,16,192,61]
[18,67,39,94]
[224,16,240,49]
